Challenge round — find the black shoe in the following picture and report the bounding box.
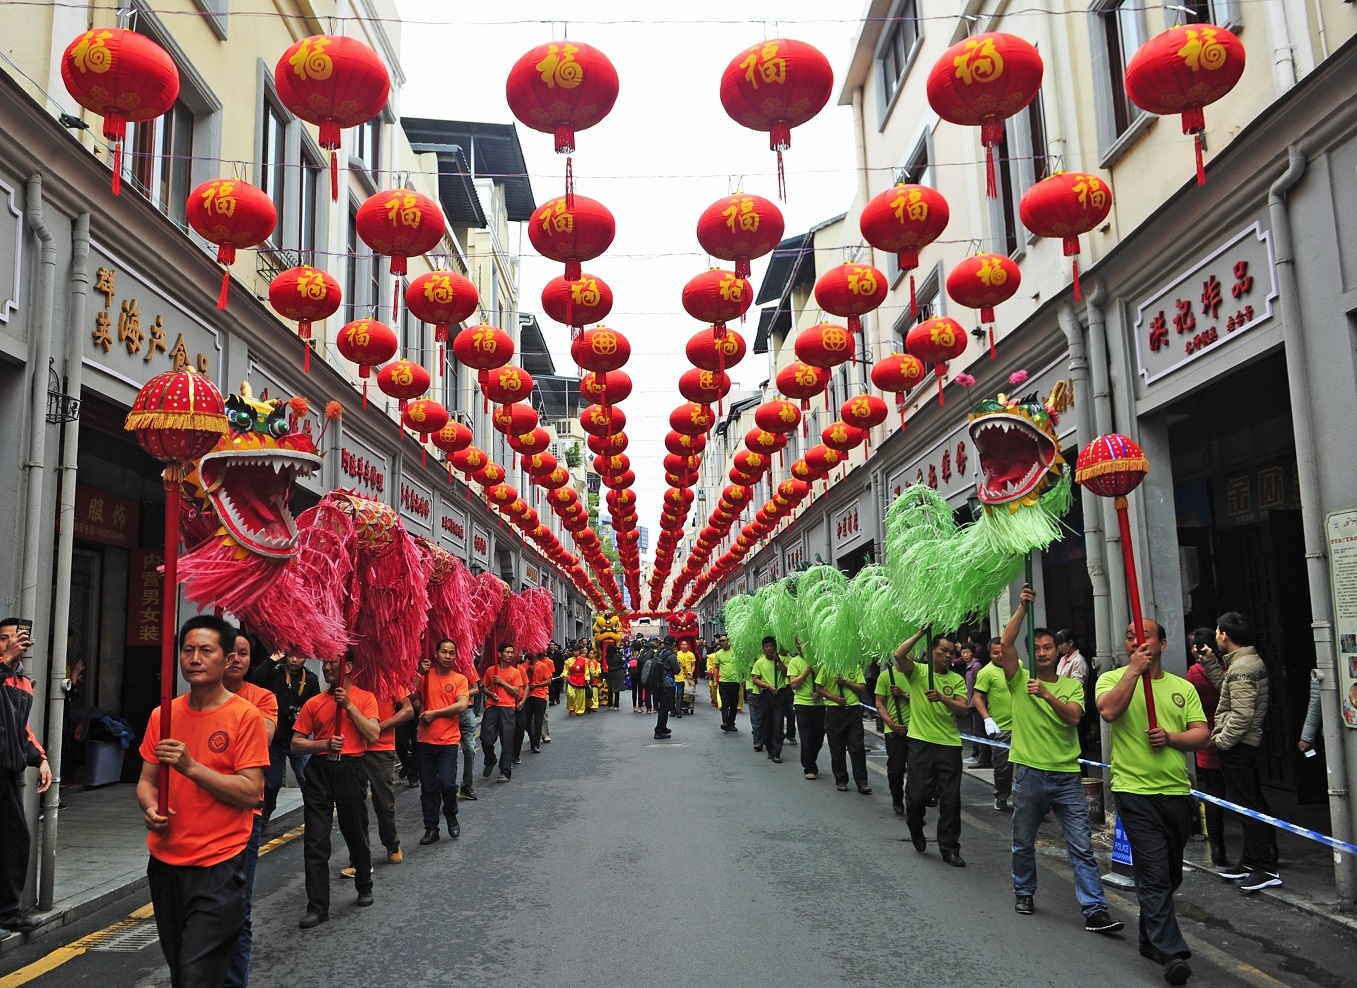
[419,828,440,845]
[299,912,327,929]
[512,757,522,765]
[926,794,938,808]
[1217,864,1250,881]
[497,773,511,783]
[448,820,461,839]
[460,787,478,800]
[482,761,495,778]
[1163,955,1192,986]
[530,747,541,753]
[356,891,374,907]
[1209,846,1228,867]
[857,783,873,795]
[0,913,43,932]
[405,776,419,789]
[941,851,966,868]
[909,826,927,853]
[1238,871,1282,894]
[786,737,797,744]
[770,756,782,763]
[1085,911,1125,934]
[1015,895,1034,915]
[753,744,763,752]
[994,797,1009,812]
[892,803,904,816]
[1140,943,1165,964]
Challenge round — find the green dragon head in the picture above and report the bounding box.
[967,384,1065,511]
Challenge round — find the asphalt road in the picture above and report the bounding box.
[2,697,1353,988]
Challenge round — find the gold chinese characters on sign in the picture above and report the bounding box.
[89,266,210,374]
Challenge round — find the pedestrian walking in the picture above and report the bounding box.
[787,640,824,779]
[973,646,1014,811]
[481,643,526,782]
[458,662,480,800]
[526,652,552,752]
[366,687,413,863]
[566,648,589,716]
[750,637,789,762]
[874,656,911,815]
[417,639,470,845]
[711,635,743,731]
[649,636,681,738]
[815,661,872,794]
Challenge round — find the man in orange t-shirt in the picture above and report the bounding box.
[137,616,269,988]
[480,643,526,783]
[223,632,277,988]
[417,639,470,845]
[291,655,380,929]
[367,687,413,863]
[524,652,553,754]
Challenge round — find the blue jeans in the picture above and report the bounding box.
[1011,765,1108,917]
[223,813,263,986]
[459,710,477,790]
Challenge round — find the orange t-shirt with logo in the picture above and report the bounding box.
[139,692,270,867]
[418,669,470,745]
[293,687,379,756]
[485,662,527,707]
[530,658,553,700]
[370,693,408,752]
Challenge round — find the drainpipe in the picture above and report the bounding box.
[1082,284,1125,671]
[1264,0,1299,96]
[19,174,57,905]
[38,213,89,910]
[1268,145,1354,904]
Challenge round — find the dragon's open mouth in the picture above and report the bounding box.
[969,412,1058,505]
[198,447,322,558]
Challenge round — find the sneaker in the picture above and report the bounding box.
[356,891,374,907]
[964,757,980,767]
[857,783,873,795]
[1084,911,1125,934]
[1163,955,1192,986]
[836,782,849,792]
[387,847,403,864]
[770,756,783,763]
[994,797,1009,812]
[497,774,511,783]
[542,736,551,743]
[512,757,522,765]
[753,744,763,752]
[1015,895,1034,915]
[1238,871,1282,894]
[340,866,357,879]
[459,787,478,800]
[1217,865,1251,881]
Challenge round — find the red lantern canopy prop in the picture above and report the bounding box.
[840,393,889,432]
[580,403,625,438]
[124,368,228,815]
[541,272,613,338]
[269,265,341,372]
[492,402,539,437]
[274,35,390,200]
[528,194,615,281]
[719,39,834,199]
[696,193,784,280]
[665,431,705,456]
[859,184,949,317]
[61,28,179,196]
[376,358,430,413]
[580,370,632,407]
[452,324,514,411]
[925,33,1043,199]
[1019,171,1112,302]
[795,322,856,371]
[571,326,631,374]
[775,361,826,432]
[186,179,276,309]
[678,368,731,406]
[357,191,444,322]
[670,402,715,437]
[406,271,478,368]
[814,262,887,340]
[905,317,967,405]
[1075,433,1156,729]
[335,318,398,407]
[482,365,534,406]
[401,398,449,466]
[946,252,1022,358]
[505,41,619,200]
[682,269,752,332]
[871,352,926,426]
[1124,25,1245,185]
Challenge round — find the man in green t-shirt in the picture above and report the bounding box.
[892,629,970,866]
[710,636,742,732]
[1096,620,1208,986]
[786,640,824,780]
[814,661,872,794]
[874,658,911,815]
[1000,585,1124,935]
[750,637,789,763]
[973,645,1015,811]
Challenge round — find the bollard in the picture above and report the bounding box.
[1082,776,1105,827]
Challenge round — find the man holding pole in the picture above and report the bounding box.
[1001,586,1124,934]
[1096,620,1208,986]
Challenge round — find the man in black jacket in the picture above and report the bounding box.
[653,637,681,740]
[250,652,320,828]
[0,619,53,932]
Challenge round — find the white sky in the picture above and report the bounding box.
[399,1,860,555]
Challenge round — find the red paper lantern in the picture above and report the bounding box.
[541,272,613,336]
[528,194,615,281]
[685,328,747,380]
[790,457,823,482]
[580,403,625,437]
[663,453,701,476]
[524,450,558,477]
[859,183,950,316]
[822,420,866,453]
[840,393,888,431]
[505,41,619,154]
[728,466,759,487]
[125,368,228,464]
[733,450,770,477]
[775,361,827,421]
[452,324,514,409]
[487,484,519,508]
[274,35,389,200]
[571,326,631,373]
[754,399,802,436]
[268,265,341,372]
[450,445,487,476]
[401,398,449,442]
[431,419,472,454]
[588,432,629,455]
[473,463,507,488]
[926,33,1043,198]
[745,428,787,455]
[60,29,179,196]
[492,402,539,437]
[482,365,534,405]
[335,318,398,406]
[778,478,811,502]
[804,444,843,476]
[871,352,926,425]
[1124,25,1245,185]
[795,323,855,369]
[1075,434,1149,499]
[580,369,632,406]
[665,431,706,456]
[696,193,784,279]
[678,368,731,405]
[946,253,1022,358]
[510,427,551,455]
[357,189,445,279]
[406,271,478,366]
[186,179,276,309]
[814,263,887,337]
[905,317,968,405]
[669,402,715,436]
[719,39,834,198]
[376,358,430,413]
[595,453,632,478]
[603,471,636,491]
[682,269,752,329]
[1019,172,1112,302]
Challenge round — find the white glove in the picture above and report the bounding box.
[984,717,1000,739]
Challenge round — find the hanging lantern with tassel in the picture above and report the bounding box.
[186,179,276,310]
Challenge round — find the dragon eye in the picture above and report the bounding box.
[267,416,290,438]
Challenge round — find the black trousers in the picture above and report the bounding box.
[362,750,398,852]
[759,690,789,758]
[0,772,30,915]
[417,742,459,831]
[549,677,563,705]
[1116,791,1193,961]
[884,732,908,806]
[905,739,962,853]
[147,851,248,988]
[512,705,528,761]
[481,706,516,778]
[393,721,417,779]
[1216,743,1278,868]
[654,685,674,733]
[824,706,868,784]
[794,705,826,775]
[301,757,371,917]
[525,696,547,750]
[718,682,741,729]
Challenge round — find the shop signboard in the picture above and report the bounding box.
[71,484,139,547]
[1133,222,1278,385]
[1214,459,1301,529]
[832,498,865,551]
[1326,509,1357,729]
[398,473,434,537]
[440,497,467,558]
[338,427,389,501]
[472,524,491,569]
[783,534,806,573]
[126,548,163,646]
[525,562,540,585]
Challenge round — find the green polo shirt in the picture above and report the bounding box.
[1006,668,1085,773]
[973,662,1014,731]
[1095,667,1206,795]
[787,655,820,706]
[874,666,910,732]
[710,649,739,683]
[903,662,965,746]
[751,656,785,693]
[815,665,863,707]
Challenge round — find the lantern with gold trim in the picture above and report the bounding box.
[375,357,430,414]
[335,318,398,408]
[1019,172,1112,302]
